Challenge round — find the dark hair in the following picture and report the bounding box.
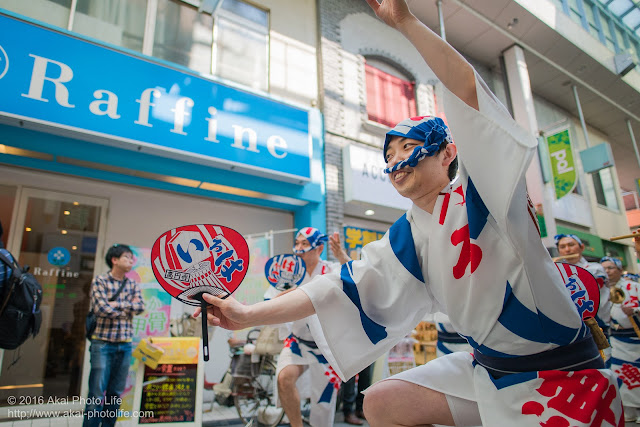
[437,142,458,181]
[105,244,132,268]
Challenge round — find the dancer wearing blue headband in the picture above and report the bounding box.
[273,227,346,427]
[601,256,640,422]
[556,234,611,365]
[197,0,623,425]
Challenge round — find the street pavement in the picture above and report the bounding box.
[202,403,370,426]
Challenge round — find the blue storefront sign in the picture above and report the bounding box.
[0,12,313,182]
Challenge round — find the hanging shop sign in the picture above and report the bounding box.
[546,128,577,200]
[343,144,412,210]
[0,13,314,183]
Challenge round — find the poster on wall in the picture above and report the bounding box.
[234,236,271,305]
[546,128,577,200]
[343,226,385,260]
[229,235,271,340]
[120,246,173,420]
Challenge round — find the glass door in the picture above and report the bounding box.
[0,188,107,407]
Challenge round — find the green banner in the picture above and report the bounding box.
[546,129,577,200]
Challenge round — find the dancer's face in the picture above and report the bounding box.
[385,136,454,205]
[601,260,621,284]
[556,237,583,264]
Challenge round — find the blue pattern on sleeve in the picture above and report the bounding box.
[465,178,489,240]
[318,381,335,404]
[499,281,582,345]
[389,214,424,283]
[340,262,387,344]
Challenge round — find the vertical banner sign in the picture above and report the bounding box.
[546,129,577,200]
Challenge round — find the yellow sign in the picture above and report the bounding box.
[132,339,165,369]
[148,337,200,364]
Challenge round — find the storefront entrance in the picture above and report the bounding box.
[0,187,107,407]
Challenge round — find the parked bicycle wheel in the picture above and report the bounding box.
[233,356,284,426]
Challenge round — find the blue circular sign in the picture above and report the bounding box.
[48,247,70,266]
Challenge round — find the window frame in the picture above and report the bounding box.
[211,0,270,92]
[364,59,417,129]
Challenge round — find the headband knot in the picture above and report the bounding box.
[383,116,452,174]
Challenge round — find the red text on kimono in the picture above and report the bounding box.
[615,363,640,390]
[623,284,639,307]
[451,224,482,279]
[522,370,619,426]
[439,185,465,225]
[324,366,341,390]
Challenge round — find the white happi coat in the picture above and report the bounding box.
[302,75,623,426]
[610,277,640,409]
[275,259,340,427]
[432,312,473,357]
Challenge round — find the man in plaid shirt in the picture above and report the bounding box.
[83,244,145,427]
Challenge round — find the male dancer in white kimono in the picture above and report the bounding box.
[275,227,341,427]
[601,256,640,422]
[195,0,624,424]
[556,234,612,365]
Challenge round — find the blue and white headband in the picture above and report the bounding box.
[382,116,453,174]
[600,256,622,270]
[554,234,583,246]
[293,227,328,254]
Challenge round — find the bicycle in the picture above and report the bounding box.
[231,328,286,427]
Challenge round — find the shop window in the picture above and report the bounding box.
[583,1,604,41]
[153,0,215,75]
[572,177,583,196]
[592,167,619,211]
[1,0,72,29]
[633,40,640,64]
[73,0,147,52]
[365,60,416,128]
[213,0,269,91]
[567,0,586,28]
[0,185,17,248]
[602,16,618,51]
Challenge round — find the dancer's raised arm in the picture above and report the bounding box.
[365,0,478,110]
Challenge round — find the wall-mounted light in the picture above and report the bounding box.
[364,209,375,216]
[61,230,68,235]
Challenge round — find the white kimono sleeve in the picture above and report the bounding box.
[444,73,538,225]
[300,232,434,381]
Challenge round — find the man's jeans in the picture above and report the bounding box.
[83,340,132,427]
[342,364,372,415]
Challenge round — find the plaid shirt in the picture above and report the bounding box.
[90,272,145,342]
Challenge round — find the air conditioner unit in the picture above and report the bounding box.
[614,52,636,77]
[579,143,615,174]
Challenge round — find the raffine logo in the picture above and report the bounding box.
[0,44,9,80]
